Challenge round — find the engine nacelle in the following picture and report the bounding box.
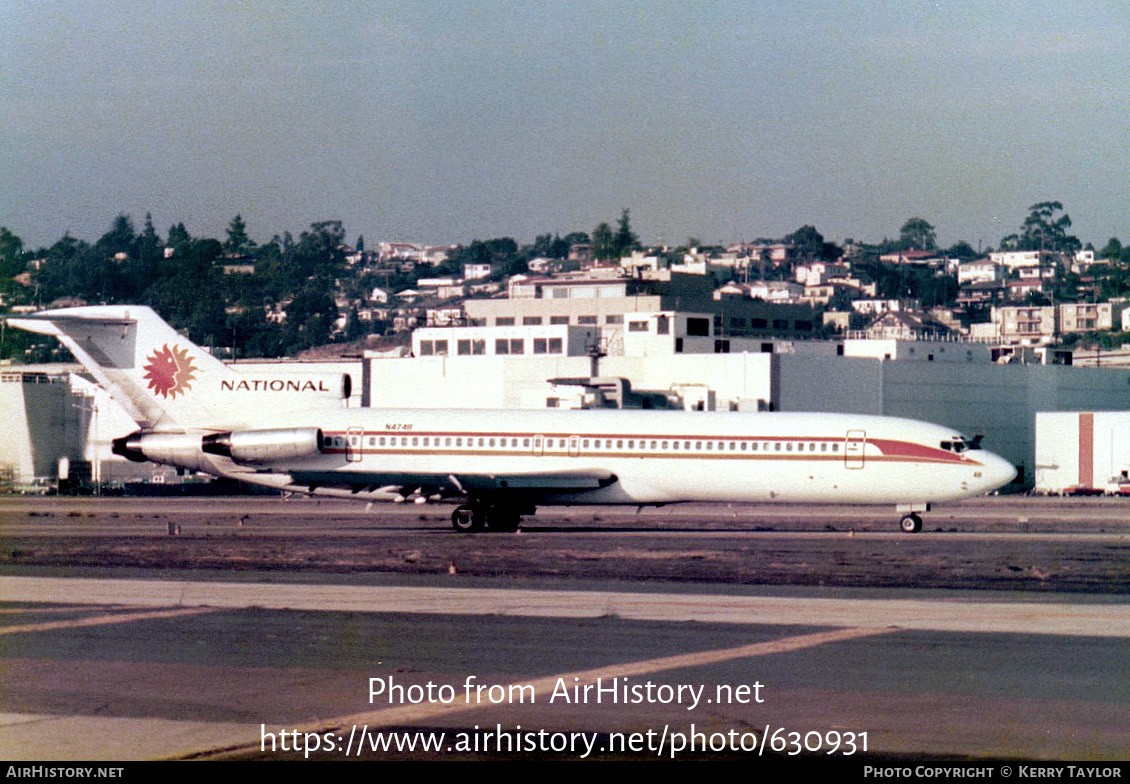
[111,431,212,472]
[201,427,325,464]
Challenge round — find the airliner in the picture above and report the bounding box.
[8,306,1016,533]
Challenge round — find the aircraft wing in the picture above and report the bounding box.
[286,468,616,494]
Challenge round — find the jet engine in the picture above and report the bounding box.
[200,427,325,463]
[111,431,213,472]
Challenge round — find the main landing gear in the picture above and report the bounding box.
[451,503,523,533]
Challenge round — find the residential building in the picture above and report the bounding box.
[859,310,955,341]
[994,305,1058,344]
[989,250,1058,271]
[1059,302,1127,334]
[957,260,1004,286]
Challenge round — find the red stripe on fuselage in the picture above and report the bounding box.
[869,439,971,464]
[319,430,974,465]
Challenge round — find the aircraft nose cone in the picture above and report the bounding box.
[980,451,1017,493]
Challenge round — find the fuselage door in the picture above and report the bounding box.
[347,426,363,462]
[532,435,545,457]
[844,430,866,469]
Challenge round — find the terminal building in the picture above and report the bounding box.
[413,272,820,360]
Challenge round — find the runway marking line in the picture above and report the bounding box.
[0,606,220,636]
[207,625,892,758]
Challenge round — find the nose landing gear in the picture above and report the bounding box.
[899,513,923,533]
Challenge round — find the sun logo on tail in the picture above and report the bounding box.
[143,344,197,398]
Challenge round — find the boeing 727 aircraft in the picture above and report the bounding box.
[9,306,1016,533]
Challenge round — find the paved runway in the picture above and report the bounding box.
[1,496,1128,762]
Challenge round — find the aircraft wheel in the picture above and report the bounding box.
[486,505,521,533]
[452,505,484,533]
[899,513,923,534]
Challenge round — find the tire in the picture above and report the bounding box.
[899,513,922,534]
[486,505,521,533]
[452,505,484,533]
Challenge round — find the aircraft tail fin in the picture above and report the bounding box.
[7,305,233,429]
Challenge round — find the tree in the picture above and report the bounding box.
[1014,201,1080,253]
[899,217,937,251]
[224,214,255,255]
[167,222,191,251]
[614,208,639,258]
[785,225,839,261]
[530,233,554,258]
[137,214,161,263]
[1099,237,1122,261]
[549,234,570,259]
[97,214,136,259]
[592,222,615,261]
[943,241,978,259]
[0,227,24,277]
[280,220,346,290]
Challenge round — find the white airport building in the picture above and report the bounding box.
[1034,411,1130,494]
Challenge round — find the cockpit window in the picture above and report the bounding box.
[940,436,981,453]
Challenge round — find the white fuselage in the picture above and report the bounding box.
[231,408,1016,507]
[7,305,1017,517]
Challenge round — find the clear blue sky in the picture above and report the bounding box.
[3,1,1127,252]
